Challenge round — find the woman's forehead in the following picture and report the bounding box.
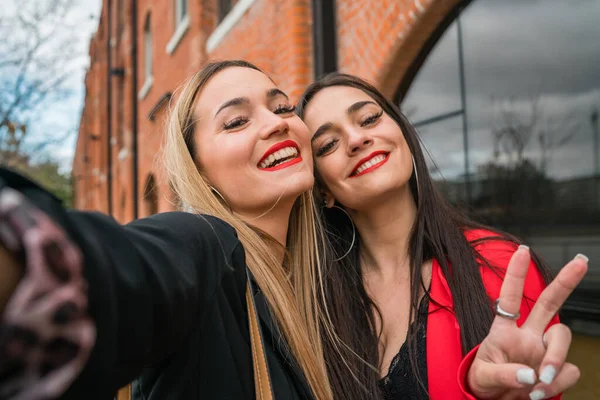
[304,86,372,125]
[197,67,275,109]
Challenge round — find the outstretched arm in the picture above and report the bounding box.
[0,168,240,400]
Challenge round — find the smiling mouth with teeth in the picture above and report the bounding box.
[258,146,301,170]
[350,152,389,177]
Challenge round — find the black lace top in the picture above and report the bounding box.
[378,294,430,400]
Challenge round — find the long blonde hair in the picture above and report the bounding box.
[162,60,333,399]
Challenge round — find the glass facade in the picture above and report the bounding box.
[401,0,600,329]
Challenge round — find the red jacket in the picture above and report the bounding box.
[426,229,560,399]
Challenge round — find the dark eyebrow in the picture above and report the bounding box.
[267,88,289,100]
[214,89,288,118]
[311,122,333,143]
[214,97,250,117]
[311,101,378,142]
[347,100,377,115]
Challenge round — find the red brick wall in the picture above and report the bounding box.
[74,6,110,214]
[336,0,461,97]
[208,0,313,101]
[74,0,455,222]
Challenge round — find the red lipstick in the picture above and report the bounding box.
[350,151,389,178]
[258,139,302,171]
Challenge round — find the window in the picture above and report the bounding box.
[218,0,233,23]
[400,0,600,327]
[206,0,256,53]
[176,0,188,26]
[139,13,153,99]
[166,0,190,54]
[144,15,152,81]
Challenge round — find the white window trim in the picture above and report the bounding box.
[138,76,154,100]
[166,14,190,55]
[206,0,256,53]
[118,147,129,161]
[144,22,152,81]
[175,0,188,25]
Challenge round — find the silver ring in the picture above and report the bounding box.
[494,298,520,320]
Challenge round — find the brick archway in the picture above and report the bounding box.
[336,0,468,99]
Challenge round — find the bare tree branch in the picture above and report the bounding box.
[0,0,85,166]
[490,93,581,174]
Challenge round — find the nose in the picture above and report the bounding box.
[346,128,373,154]
[259,111,290,140]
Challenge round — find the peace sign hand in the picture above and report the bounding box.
[467,246,588,400]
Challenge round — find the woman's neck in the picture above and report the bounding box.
[350,186,417,280]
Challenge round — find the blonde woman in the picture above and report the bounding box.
[0,60,333,400]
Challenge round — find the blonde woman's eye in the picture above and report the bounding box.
[360,111,383,127]
[274,104,296,114]
[223,117,249,130]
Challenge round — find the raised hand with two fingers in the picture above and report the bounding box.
[466,245,588,400]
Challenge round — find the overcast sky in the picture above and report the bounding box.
[1,0,102,172]
[403,0,600,181]
[52,0,102,171]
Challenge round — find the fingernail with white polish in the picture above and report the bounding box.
[519,244,530,251]
[529,389,546,400]
[539,365,556,384]
[575,253,589,263]
[517,368,536,385]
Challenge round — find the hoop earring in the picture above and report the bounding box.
[329,205,356,262]
[411,154,420,207]
[209,185,231,211]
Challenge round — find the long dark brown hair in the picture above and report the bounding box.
[296,73,553,399]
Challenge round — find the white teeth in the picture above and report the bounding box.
[354,154,387,175]
[259,147,299,169]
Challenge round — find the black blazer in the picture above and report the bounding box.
[1,168,315,400]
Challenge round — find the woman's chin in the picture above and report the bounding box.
[283,170,315,197]
[255,171,314,206]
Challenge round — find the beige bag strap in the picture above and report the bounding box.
[245,272,274,400]
[116,382,131,400]
[116,273,274,400]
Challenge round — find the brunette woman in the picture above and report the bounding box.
[297,73,586,400]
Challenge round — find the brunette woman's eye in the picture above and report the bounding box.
[315,138,339,157]
[274,104,296,114]
[360,110,383,127]
[222,116,249,130]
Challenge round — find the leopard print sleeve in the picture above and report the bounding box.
[0,185,95,400]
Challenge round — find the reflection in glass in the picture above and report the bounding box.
[402,0,600,236]
[400,0,600,338]
[416,115,466,203]
[401,23,461,124]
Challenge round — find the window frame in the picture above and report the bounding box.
[166,0,190,54]
[139,13,154,100]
